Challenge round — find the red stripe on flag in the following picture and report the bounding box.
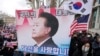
[76,25,87,28]
[70,20,77,27]
[70,20,78,34]
[70,22,78,30]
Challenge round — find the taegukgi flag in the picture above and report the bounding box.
[63,0,93,15]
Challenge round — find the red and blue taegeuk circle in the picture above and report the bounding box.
[73,2,82,10]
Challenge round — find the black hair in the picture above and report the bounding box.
[39,12,59,36]
[75,14,81,20]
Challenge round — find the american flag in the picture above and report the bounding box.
[70,14,89,35]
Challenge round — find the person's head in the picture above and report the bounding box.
[86,33,92,38]
[32,12,59,39]
[96,35,100,42]
[82,43,90,52]
[75,14,81,20]
[72,33,78,38]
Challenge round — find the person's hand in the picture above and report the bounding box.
[6,42,14,48]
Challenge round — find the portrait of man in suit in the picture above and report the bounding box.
[32,12,59,48]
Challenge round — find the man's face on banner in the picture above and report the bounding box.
[32,17,51,39]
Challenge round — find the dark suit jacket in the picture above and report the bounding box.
[40,38,58,48]
[35,38,58,56]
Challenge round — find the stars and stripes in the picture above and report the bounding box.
[70,14,89,35]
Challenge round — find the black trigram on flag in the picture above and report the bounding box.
[83,0,88,4]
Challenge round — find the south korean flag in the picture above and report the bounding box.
[64,0,93,15]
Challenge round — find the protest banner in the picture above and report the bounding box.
[16,8,74,56]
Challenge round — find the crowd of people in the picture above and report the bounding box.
[0,24,100,56]
[0,24,31,56]
[0,24,17,56]
[69,31,100,56]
